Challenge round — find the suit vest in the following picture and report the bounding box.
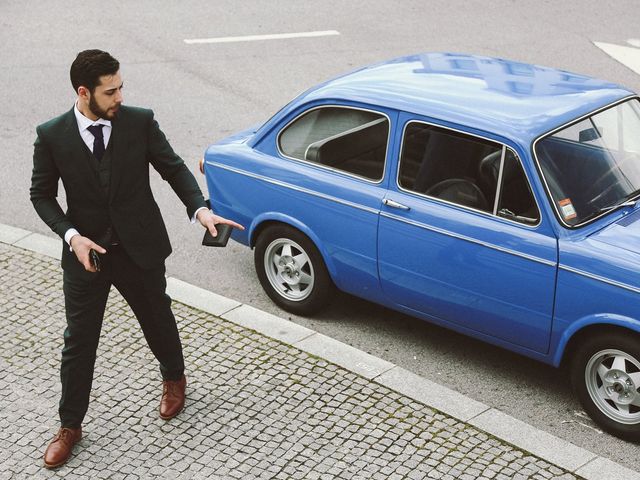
[86,141,119,245]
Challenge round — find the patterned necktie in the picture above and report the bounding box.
[87,124,105,161]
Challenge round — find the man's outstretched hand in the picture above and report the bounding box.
[196,209,245,238]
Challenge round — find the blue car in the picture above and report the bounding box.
[202,53,640,441]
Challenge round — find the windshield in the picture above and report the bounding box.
[535,98,640,226]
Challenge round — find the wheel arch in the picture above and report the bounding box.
[248,213,338,280]
[556,316,640,369]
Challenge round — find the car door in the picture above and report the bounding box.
[377,117,558,353]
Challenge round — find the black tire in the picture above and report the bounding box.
[254,225,335,315]
[570,331,640,442]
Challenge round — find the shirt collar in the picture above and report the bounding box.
[74,101,112,131]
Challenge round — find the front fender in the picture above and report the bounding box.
[552,313,640,366]
[249,212,338,280]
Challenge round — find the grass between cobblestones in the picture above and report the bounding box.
[0,243,582,480]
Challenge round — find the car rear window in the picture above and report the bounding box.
[278,106,389,181]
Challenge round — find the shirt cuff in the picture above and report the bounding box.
[64,228,80,251]
[191,206,209,224]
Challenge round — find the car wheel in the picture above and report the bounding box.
[254,225,334,315]
[570,331,640,441]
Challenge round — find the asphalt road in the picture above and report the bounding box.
[2,0,639,472]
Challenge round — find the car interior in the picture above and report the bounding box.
[304,117,388,181]
[281,109,540,224]
[536,137,637,224]
[400,122,539,223]
[279,107,389,181]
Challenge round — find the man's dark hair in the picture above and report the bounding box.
[70,49,119,93]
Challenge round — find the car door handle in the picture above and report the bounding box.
[383,198,410,210]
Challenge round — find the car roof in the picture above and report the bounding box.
[287,52,634,145]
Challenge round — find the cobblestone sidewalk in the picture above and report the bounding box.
[0,242,580,479]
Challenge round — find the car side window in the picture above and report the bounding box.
[278,106,389,181]
[399,122,539,224]
[496,150,540,225]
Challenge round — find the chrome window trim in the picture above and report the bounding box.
[381,211,556,267]
[206,161,380,215]
[559,264,640,295]
[275,104,391,185]
[532,95,640,229]
[396,119,542,228]
[492,146,506,215]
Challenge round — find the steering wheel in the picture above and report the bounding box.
[425,178,489,211]
[585,153,640,208]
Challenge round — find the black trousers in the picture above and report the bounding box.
[59,245,184,428]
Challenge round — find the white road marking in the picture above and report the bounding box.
[628,39,640,48]
[593,41,640,76]
[184,30,340,45]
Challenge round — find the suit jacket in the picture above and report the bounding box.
[30,105,207,270]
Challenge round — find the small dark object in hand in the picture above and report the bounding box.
[89,249,101,272]
[202,224,233,247]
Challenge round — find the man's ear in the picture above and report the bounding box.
[78,86,90,100]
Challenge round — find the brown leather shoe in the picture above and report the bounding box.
[43,427,82,469]
[159,375,186,420]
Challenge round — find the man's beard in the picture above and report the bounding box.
[89,95,118,120]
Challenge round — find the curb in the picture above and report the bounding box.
[1,222,638,480]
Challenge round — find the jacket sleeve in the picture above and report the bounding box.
[145,111,207,219]
[29,126,75,239]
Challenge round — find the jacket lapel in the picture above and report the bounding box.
[108,112,125,201]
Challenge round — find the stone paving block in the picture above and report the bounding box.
[0,242,586,479]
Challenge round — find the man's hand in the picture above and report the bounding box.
[69,235,107,272]
[196,209,245,238]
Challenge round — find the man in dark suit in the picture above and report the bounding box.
[30,49,243,469]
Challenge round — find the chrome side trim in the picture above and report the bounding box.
[380,211,556,267]
[206,161,380,215]
[559,264,640,295]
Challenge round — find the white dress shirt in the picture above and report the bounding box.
[74,102,112,151]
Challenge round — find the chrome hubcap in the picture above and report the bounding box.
[264,238,314,302]
[585,349,640,425]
